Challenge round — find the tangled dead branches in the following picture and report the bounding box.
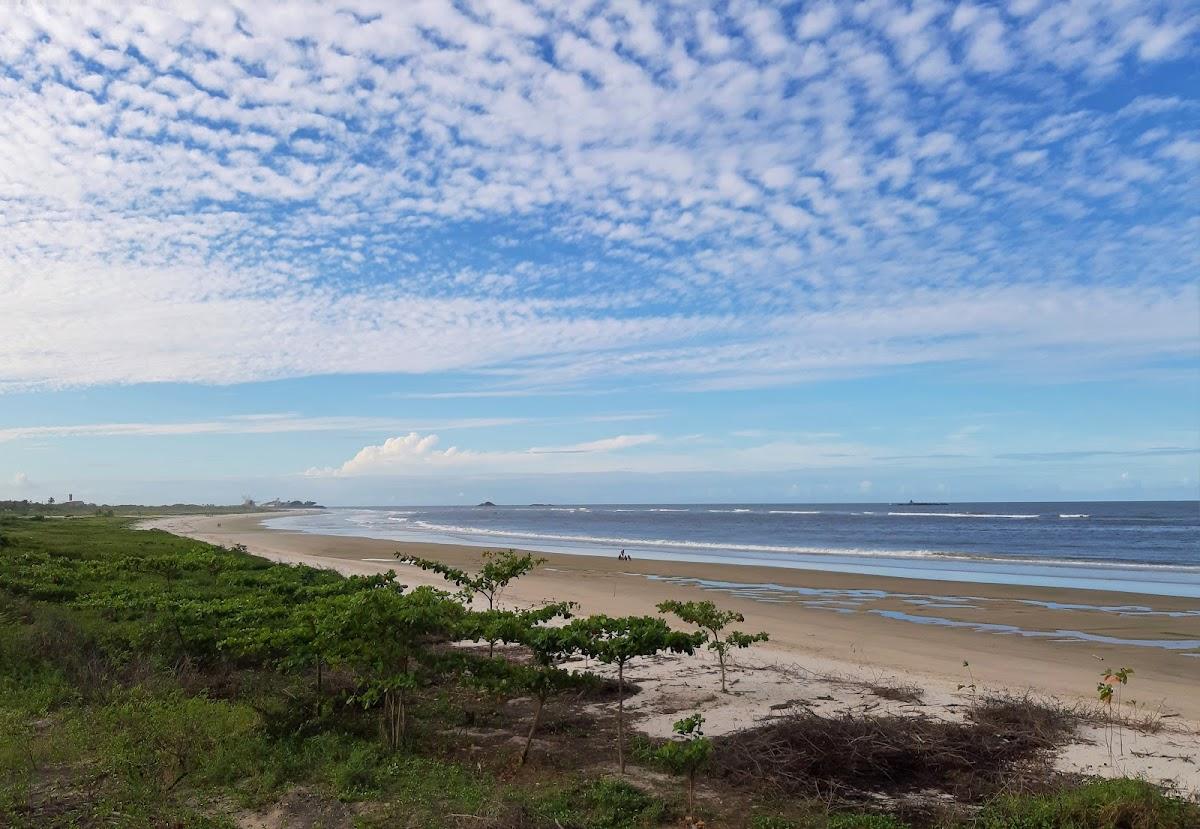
[712,695,1077,801]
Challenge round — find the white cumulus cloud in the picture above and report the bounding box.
[307,431,661,477]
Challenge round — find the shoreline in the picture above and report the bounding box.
[261,507,1200,599]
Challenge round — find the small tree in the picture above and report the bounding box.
[657,600,768,693]
[649,713,712,822]
[1098,666,1134,767]
[567,615,703,773]
[396,550,546,655]
[461,600,575,660]
[451,600,578,763]
[513,624,585,765]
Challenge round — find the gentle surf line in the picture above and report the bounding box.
[393,518,1200,574]
[263,505,1200,598]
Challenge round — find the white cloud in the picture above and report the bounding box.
[1136,21,1192,60]
[796,4,839,39]
[0,415,530,443]
[307,431,661,477]
[528,434,658,454]
[314,432,456,478]
[1161,139,1200,163]
[1012,149,1047,166]
[0,0,1193,396]
[964,16,1014,72]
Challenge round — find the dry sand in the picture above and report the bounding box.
[140,512,1200,795]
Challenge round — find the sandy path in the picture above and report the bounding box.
[140,512,1200,794]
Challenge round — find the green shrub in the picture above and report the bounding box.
[330,743,386,799]
[536,777,669,828]
[974,778,1200,829]
[749,817,802,829]
[829,814,912,829]
[79,689,262,795]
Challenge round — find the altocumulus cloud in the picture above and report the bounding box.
[0,1,1197,392]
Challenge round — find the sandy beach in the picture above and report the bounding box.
[141,511,1200,794]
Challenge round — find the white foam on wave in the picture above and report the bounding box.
[888,512,1040,519]
[1059,514,1090,519]
[611,508,689,513]
[409,519,936,557]
[707,508,752,513]
[398,519,1200,572]
[768,510,823,514]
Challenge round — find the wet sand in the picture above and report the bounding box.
[143,512,1200,723]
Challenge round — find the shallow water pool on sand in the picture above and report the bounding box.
[644,575,1200,656]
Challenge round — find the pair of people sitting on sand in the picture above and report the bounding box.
[617,549,632,561]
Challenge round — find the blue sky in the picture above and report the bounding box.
[1,1,1197,505]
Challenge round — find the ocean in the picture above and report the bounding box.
[263,501,1200,598]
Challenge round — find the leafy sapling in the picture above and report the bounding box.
[567,614,703,774]
[1098,666,1134,767]
[513,624,583,765]
[650,713,713,823]
[957,659,978,705]
[396,549,546,656]
[657,599,769,693]
[395,549,546,610]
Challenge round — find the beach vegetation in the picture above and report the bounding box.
[1096,665,1135,769]
[317,580,464,751]
[396,548,547,655]
[531,777,670,828]
[396,548,546,611]
[643,713,713,822]
[657,598,769,693]
[567,614,704,773]
[1,517,1195,829]
[460,599,577,663]
[957,659,978,703]
[509,622,583,765]
[973,777,1198,829]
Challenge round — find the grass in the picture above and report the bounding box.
[972,778,1199,829]
[1,515,1197,829]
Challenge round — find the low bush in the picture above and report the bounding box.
[972,778,1200,829]
[534,777,669,828]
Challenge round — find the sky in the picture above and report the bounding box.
[1,0,1198,506]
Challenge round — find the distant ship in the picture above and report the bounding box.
[891,500,950,506]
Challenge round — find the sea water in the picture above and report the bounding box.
[263,501,1200,598]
